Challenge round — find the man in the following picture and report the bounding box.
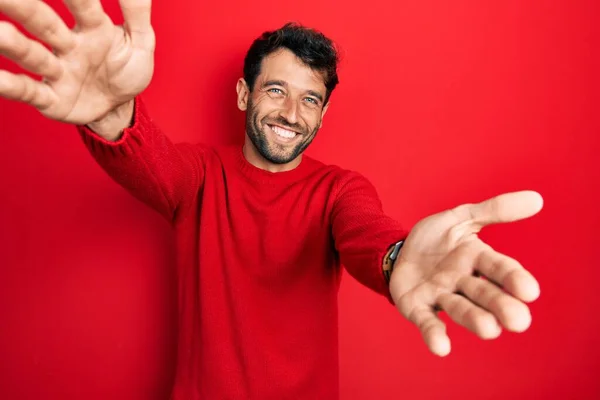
[0,0,543,399]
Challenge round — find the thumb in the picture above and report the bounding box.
[462,190,544,228]
[119,0,152,34]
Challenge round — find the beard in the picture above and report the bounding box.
[245,99,320,165]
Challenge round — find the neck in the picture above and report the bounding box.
[243,136,302,173]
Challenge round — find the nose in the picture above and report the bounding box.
[279,96,300,125]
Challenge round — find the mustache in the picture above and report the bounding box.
[264,116,306,134]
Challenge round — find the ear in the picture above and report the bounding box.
[236,78,250,111]
[319,101,330,128]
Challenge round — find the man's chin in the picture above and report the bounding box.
[261,149,298,165]
[246,130,306,166]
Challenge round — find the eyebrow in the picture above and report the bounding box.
[262,80,324,103]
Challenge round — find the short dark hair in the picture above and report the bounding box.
[243,22,340,104]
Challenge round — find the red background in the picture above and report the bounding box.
[1,1,598,399]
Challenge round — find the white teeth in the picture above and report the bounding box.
[270,125,296,138]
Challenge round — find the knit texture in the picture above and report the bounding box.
[78,97,407,400]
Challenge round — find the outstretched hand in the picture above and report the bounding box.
[390,190,543,357]
[0,0,155,125]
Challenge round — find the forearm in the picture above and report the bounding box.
[331,171,408,303]
[77,96,206,223]
[337,224,406,304]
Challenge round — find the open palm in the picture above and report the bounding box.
[389,190,543,356]
[0,0,155,124]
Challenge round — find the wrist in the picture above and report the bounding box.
[382,240,405,284]
[86,99,135,141]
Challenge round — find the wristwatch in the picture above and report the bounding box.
[383,240,404,284]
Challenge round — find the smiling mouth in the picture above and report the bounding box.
[267,124,300,140]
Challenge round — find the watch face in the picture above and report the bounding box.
[390,240,404,261]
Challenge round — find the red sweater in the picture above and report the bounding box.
[78,97,407,399]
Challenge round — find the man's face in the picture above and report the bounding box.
[237,48,329,165]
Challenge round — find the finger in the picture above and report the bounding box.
[456,275,532,332]
[406,305,451,357]
[119,0,152,33]
[63,0,108,29]
[459,190,544,228]
[0,70,56,109]
[0,21,63,81]
[475,243,540,302]
[437,292,502,339]
[0,0,76,54]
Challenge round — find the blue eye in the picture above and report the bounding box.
[305,97,318,104]
[268,88,283,94]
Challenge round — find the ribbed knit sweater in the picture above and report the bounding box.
[77,97,407,399]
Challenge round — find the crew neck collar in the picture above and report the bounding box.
[228,144,315,185]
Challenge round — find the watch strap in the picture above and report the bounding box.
[383,240,405,284]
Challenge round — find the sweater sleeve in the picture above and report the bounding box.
[77,96,206,224]
[331,171,409,304]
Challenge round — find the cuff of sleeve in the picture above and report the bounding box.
[76,96,148,155]
[374,231,409,306]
